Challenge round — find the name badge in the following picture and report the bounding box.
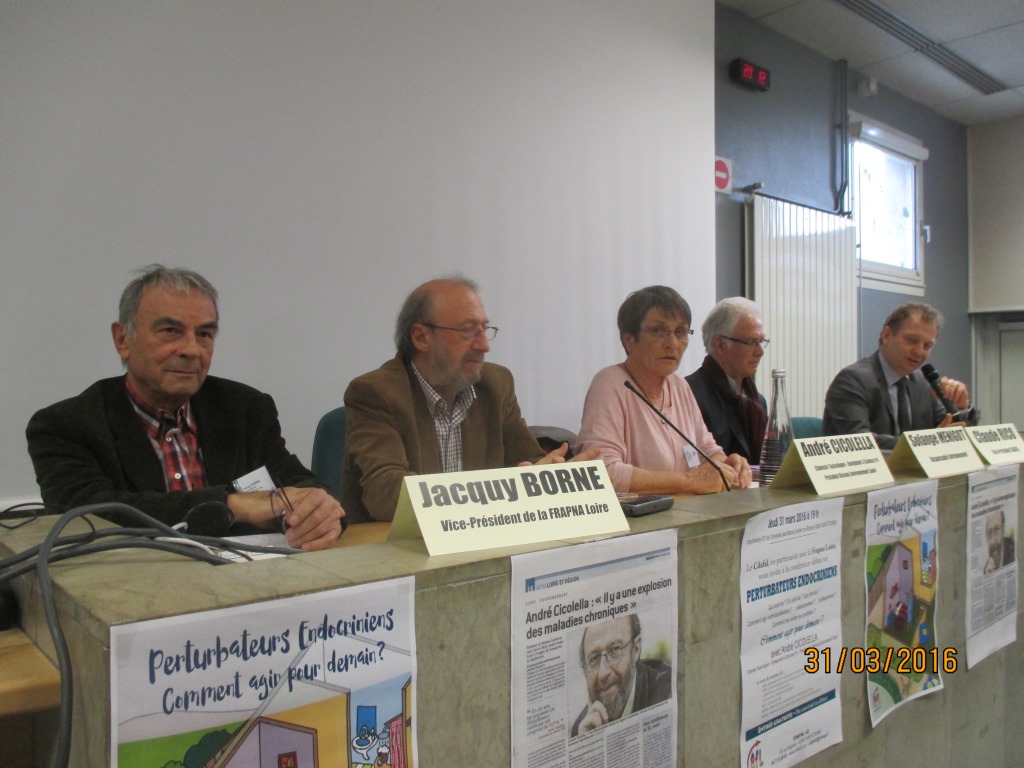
[232,466,275,493]
[683,444,700,469]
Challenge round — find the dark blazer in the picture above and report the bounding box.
[685,368,766,462]
[570,658,672,737]
[822,352,946,450]
[341,356,544,524]
[26,376,321,528]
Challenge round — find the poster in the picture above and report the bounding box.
[966,464,1020,667]
[865,481,947,726]
[110,577,416,768]
[511,530,678,768]
[740,498,843,768]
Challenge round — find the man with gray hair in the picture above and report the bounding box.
[342,276,597,524]
[685,297,768,463]
[27,265,344,549]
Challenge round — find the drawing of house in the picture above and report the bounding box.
[204,716,318,768]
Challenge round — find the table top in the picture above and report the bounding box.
[335,521,390,547]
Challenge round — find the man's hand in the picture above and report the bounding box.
[228,487,345,551]
[577,700,610,734]
[280,487,345,551]
[936,414,967,430]
[939,376,970,409]
[721,453,752,489]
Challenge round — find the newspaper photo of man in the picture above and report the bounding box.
[570,613,672,737]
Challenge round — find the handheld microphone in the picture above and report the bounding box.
[623,380,731,492]
[920,364,957,416]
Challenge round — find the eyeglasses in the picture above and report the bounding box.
[642,326,693,342]
[421,323,499,341]
[583,636,637,671]
[269,488,294,533]
[721,335,770,349]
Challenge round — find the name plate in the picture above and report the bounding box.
[388,460,628,556]
[771,434,894,495]
[965,424,1024,466]
[887,426,984,477]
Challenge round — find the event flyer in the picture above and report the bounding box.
[740,498,843,768]
[864,481,945,726]
[966,464,1020,668]
[511,530,678,768]
[110,577,416,768]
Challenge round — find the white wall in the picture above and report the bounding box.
[0,0,716,504]
[969,115,1024,313]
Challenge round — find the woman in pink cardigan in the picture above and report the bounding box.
[576,286,752,494]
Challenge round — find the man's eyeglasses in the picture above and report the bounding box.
[269,488,294,533]
[721,335,770,349]
[421,323,499,341]
[583,636,637,671]
[642,326,693,342]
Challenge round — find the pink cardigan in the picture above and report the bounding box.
[577,364,724,491]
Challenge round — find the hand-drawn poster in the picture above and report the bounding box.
[110,577,416,768]
[511,529,678,768]
[966,464,1020,667]
[740,498,843,768]
[865,481,947,727]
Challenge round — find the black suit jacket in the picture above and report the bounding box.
[685,368,766,462]
[26,376,322,528]
[822,352,946,450]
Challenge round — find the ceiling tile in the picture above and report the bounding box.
[882,0,1024,43]
[934,89,1024,126]
[859,51,980,106]
[758,0,911,67]
[947,23,1024,88]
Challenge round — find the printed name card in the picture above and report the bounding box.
[771,434,894,495]
[887,426,984,477]
[965,424,1024,466]
[388,460,628,556]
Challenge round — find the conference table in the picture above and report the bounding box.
[3,470,1023,767]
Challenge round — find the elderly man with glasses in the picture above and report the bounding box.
[570,613,672,736]
[685,297,770,463]
[341,276,598,524]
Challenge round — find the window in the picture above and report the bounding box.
[849,114,928,295]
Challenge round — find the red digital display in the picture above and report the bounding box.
[730,58,771,92]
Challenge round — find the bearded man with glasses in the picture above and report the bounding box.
[342,276,599,524]
[570,613,672,736]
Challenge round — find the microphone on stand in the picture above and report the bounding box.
[624,380,731,492]
[920,363,957,416]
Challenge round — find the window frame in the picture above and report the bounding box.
[849,113,929,296]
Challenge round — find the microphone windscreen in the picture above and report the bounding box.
[183,501,234,537]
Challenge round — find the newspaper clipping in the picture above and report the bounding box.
[740,497,843,768]
[966,463,1020,668]
[511,530,678,768]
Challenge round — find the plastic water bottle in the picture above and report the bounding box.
[759,369,795,486]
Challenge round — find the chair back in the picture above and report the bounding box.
[311,406,347,500]
[792,416,824,439]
